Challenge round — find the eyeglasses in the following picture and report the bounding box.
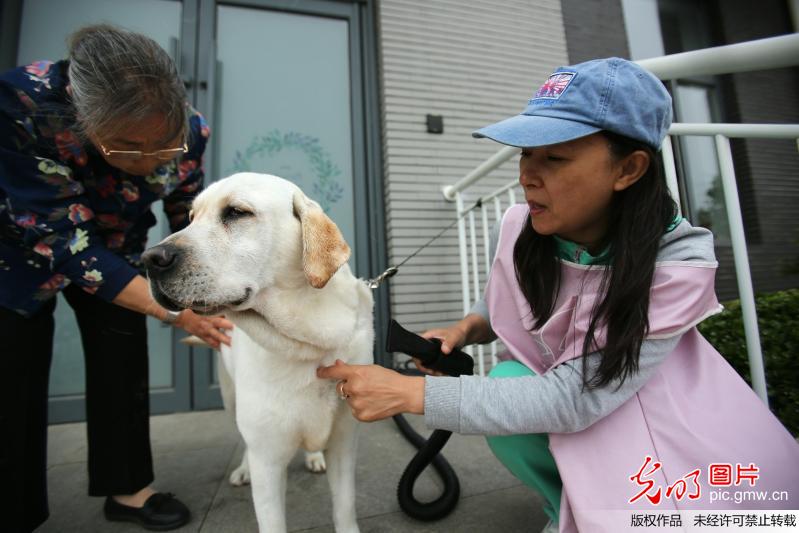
[99,142,189,161]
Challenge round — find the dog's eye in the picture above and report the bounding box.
[222,206,252,222]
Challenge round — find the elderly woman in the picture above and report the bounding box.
[0,25,232,532]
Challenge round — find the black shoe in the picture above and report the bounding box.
[104,492,191,531]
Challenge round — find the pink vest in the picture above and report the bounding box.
[485,205,799,532]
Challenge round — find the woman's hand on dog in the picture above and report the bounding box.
[176,310,234,349]
[317,360,425,422]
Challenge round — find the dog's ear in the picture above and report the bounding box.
[292,190,351,288]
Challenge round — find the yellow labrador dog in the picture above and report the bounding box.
[142,173,374,532]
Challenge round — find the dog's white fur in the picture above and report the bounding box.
[148,173,374,532]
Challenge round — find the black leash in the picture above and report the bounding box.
[392,414,460,521]
[365,198,482,289]
[384,322,475,521]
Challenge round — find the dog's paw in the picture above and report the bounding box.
[229,463,251,486]
[304,451,326,473]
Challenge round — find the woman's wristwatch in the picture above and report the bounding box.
[162,309,182,324]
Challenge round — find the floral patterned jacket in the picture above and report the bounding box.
[0,60,209,316]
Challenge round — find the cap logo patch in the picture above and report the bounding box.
[532,71,576,101]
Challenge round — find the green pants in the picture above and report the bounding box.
[485,360,563,523]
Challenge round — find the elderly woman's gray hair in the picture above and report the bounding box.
[67,24,187,142]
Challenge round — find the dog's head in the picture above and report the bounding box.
[142,172,350,314]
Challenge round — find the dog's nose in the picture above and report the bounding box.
[142,243,180,274]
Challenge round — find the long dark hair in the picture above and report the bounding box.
[512,131,678,389]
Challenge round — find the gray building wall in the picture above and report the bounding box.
[377,0,570,335]
[560,0,630,63]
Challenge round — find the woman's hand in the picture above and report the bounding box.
[416,324,469,376]
[111,276,233,349]
[175,309,233,349]
[316,360,425,422]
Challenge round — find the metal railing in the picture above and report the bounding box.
[442,34,799,404]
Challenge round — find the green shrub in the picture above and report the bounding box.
[698,288,799,437]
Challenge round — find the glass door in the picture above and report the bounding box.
[214,5,356,256]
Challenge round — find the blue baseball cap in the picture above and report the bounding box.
[473,57,672,150]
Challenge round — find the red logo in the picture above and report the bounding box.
[629,456,701,505]
[707,463,760,487]
[708,464,733,486]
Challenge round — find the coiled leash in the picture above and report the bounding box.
[385,320,474,521]
[365,198,483,521]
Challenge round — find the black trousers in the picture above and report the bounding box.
[0,285,154,533]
